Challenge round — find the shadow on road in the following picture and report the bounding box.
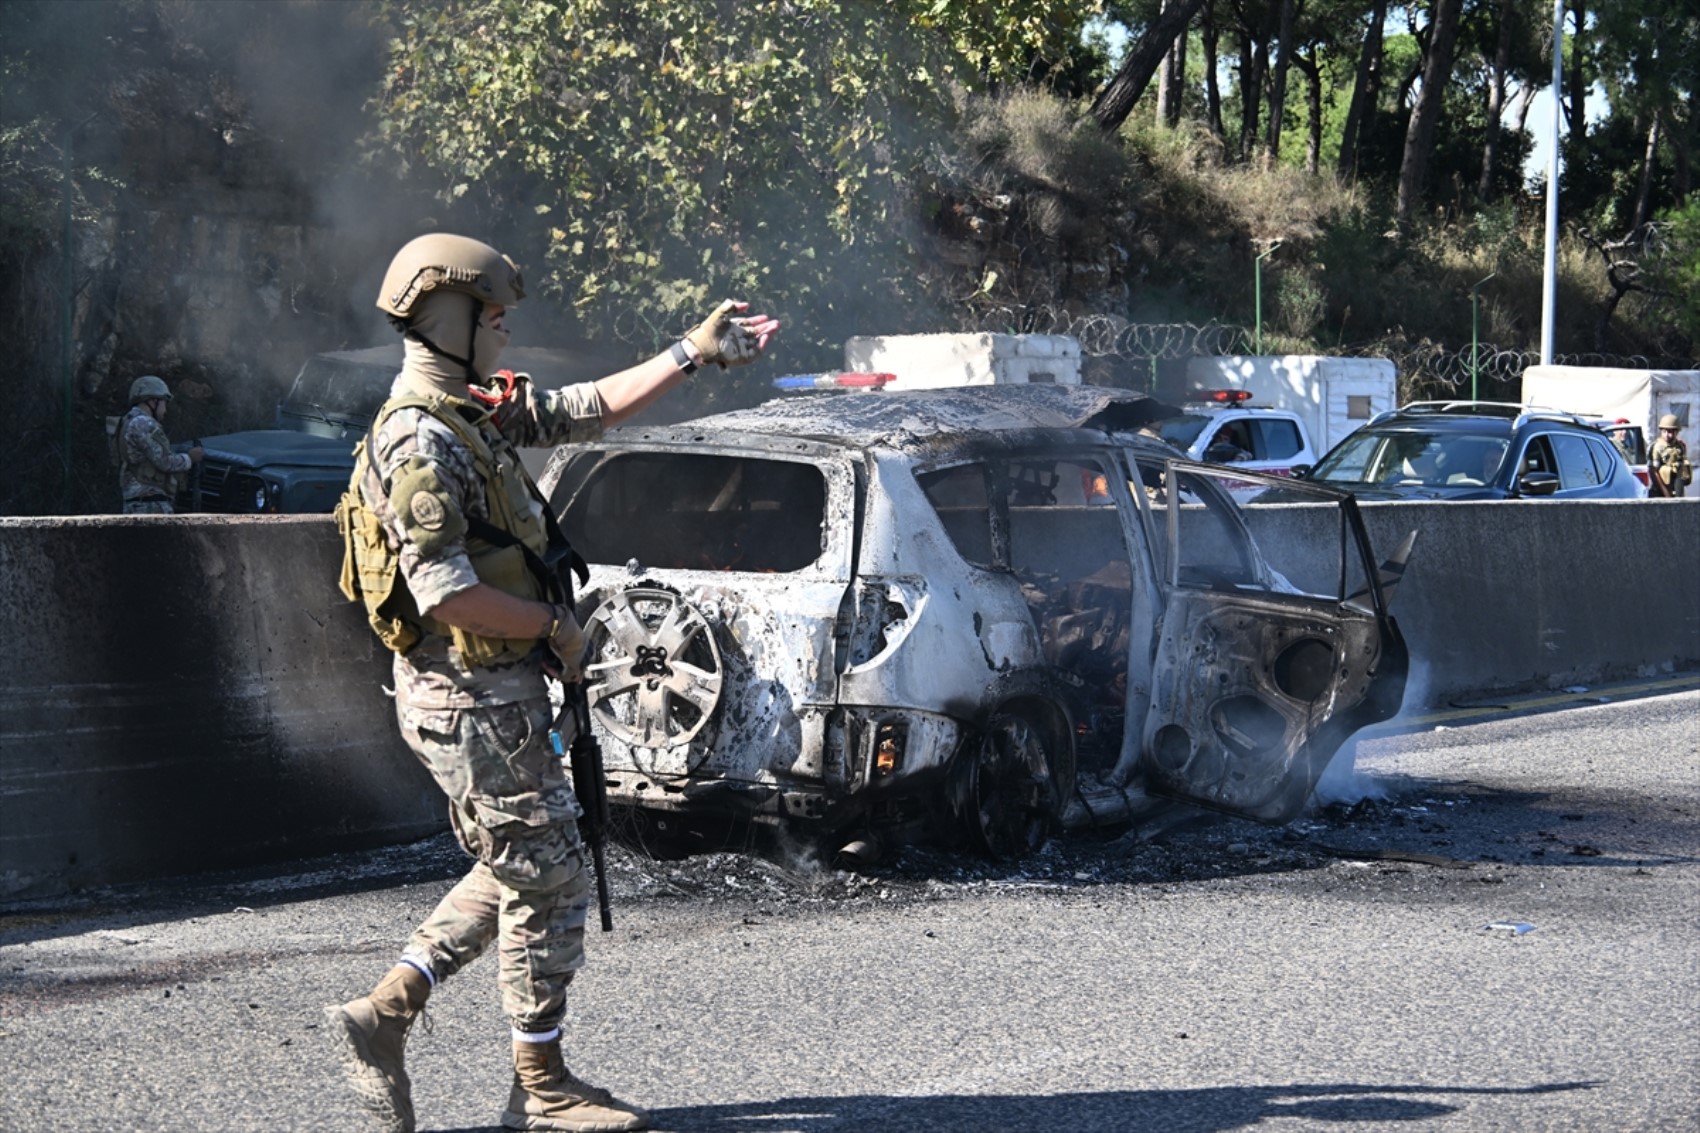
[433,1080,1599,1133]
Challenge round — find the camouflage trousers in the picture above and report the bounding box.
[122,499,174,515]
[395,694,590,1030]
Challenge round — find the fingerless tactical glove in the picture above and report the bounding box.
[686,300,763,369]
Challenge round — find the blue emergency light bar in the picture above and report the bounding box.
[772,372,897,391]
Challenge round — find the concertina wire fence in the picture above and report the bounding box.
[952,305,1695,399]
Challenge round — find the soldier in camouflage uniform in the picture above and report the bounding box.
[1649,413,1691,498]
[324,233,778,1133]
[117,375,202,513]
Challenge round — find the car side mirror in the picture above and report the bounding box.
[1289,464,1312,479]
[1516,471,1561,497]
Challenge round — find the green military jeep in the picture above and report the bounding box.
[179,345,605,513]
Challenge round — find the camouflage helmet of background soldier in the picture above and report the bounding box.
[376,233,525,378]
[1658,414,1681,432]
[128,375,172,406]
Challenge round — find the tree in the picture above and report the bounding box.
[1477,0,1516,200]
[1263,0,1298,166]
[1154,0,1190,127]
[1090,0,1210,133]
[1395,0,1466,228]
[1337,0,1387,180]
[369,0,1096,369]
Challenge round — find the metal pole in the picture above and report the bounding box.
[1254,241,1281,355]
[1539,0,1563,364]
[1471,271,1496,401]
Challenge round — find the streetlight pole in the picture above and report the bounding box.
[1254,241,1282,355]
[1539,0,1564,364]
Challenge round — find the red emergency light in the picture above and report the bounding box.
[1193,389,1254,405]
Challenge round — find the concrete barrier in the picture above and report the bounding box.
[3,500,1696,899]
[0,515,441,901]
[1243,498,1700,705]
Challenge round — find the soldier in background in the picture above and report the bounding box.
[116,375,202,514]
[325,233,777,1133]
[1649,413,1691,498]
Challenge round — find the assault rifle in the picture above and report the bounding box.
[567,681,613,932]
[542,526,611,932]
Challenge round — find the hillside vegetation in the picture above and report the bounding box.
[2,0,1695,513]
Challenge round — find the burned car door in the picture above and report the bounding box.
[1126,459,1409,823]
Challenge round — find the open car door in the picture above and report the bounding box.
[1133,461,1410,823]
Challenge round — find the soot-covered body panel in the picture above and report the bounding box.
[539,387,1410,862]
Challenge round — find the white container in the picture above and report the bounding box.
[844,333,1082,389]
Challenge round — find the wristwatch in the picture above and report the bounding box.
[670,340,699,375]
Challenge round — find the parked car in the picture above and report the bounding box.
[1155,390,1318,476]
[1280,401,1645,501]
[178,344,611,513]
[1584,418,1649,488]
[539,384,1412,865]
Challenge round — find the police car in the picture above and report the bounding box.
[1154,390,1318,478]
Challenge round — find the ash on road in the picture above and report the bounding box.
[2,690,1696,1132]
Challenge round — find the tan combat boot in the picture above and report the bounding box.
[324,963,432,1133]
[501,1038,649,1132]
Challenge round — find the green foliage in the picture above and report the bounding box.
[367,0,1098,383]
[1650,200,1700,350]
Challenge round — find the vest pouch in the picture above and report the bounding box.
[335,486,423,655]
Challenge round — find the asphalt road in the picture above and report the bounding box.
[2,686,1696,1133]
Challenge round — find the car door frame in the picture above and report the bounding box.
[1121,458,1409,823]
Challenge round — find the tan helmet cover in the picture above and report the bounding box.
[377,233,525,321]
[1658,413,1681,431]
[129,375,172,405]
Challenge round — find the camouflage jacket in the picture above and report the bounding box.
[117,407,191,503]
[360,372,605,709]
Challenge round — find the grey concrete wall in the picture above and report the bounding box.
[3,501,1696,900]
[0,516,441,901]
[1243,499,1700,706]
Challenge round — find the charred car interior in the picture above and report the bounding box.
[540,385,1412,866]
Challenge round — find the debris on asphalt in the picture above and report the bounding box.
[1484,921,1536,935]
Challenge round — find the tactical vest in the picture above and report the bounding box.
[336,391,566,668]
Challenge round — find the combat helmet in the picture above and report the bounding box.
[1658,413,1681,430]
[377,233,525,323]
[128,375,172,405]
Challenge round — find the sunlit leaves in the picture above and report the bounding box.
[367,0,1093,363]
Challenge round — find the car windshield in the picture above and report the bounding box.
[1156,414,1211,450]
[1310,429,1510,488]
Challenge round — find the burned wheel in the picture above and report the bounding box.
[582,587,723,750]
[961,712,1060,860]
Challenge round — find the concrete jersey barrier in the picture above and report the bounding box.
[2,500,1696,899]
[0,515,440,901]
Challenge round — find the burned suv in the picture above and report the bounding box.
[540,385,1412,863]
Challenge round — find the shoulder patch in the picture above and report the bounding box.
[411,492,446,530]
[391,458,468,558]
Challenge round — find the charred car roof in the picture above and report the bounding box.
[607,385,1181,456]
